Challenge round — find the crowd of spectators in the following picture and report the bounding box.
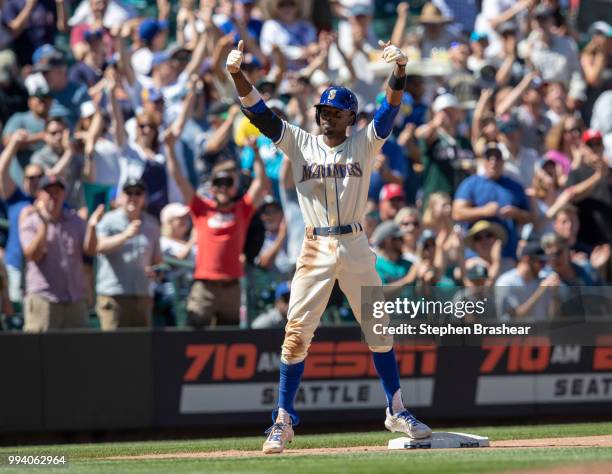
[0,0,610,332]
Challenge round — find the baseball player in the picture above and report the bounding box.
[227,40,432,454]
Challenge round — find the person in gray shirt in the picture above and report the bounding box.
[95,178,162,330]
[30,117,93,211]
[495,241,550,321]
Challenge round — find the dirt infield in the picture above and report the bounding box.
[105,434,612,461]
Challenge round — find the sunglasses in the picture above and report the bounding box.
[138,122,156,130]
[25,174,44,180]
[474,232,495,242]
[212,177,234,188]
[125,190,144,197]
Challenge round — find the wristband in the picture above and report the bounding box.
[239,87,262,108]
[388,73,406,91]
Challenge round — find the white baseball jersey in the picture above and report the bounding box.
[274,120,386,228]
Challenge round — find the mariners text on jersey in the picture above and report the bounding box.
[300,163,363,182]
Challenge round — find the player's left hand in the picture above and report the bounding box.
[378,40,407,66]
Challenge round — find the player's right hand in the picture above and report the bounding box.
[226,40,244,74]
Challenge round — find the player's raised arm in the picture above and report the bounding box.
[227,40,284,144]
[371,41,407,140]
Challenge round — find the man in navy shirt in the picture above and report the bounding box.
[452,143,532,258]
[0,130,42,304]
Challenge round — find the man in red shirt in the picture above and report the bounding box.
[164,130,269,327]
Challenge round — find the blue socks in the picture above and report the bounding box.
[372,349,401,412]
[274,360,305,425]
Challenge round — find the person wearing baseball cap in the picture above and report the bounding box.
[455,132,532,262]
[371,221,415,291]
[131,18,169,76]
[251,281,291,329]
[69,27,108,89]
[158,202,195,325]
[418,91,473,205]
[18,172,101,331]
[379,183,406,221]
[95,175,163,330]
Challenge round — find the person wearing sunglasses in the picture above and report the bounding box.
[0,129,45,307]
[31,117,91,212]
[464,219,508,285]
[94,178,163,330]
[453,142,533,261]
[164,122,269,329]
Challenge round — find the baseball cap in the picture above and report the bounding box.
[497,115,520,134]
[534,4,553,19]
[432,93,460,113]
[32,44,61,65]
[535,154,556,170]
[84,28,104,43]
[151,51,170,68]
[498,21,517,35]
[418,229,437,246]
[40,175,66,190]
[139,18,168,43]
[582,128,603,144]
[122,177,147,192]
[274,281,291,300]
[470,31,488,42]
[80,101,96,119]
[589,21,612,37]
[25,73,51,97]
[349,3,373,17]
[160,203,190,224]
[466,263,488,281]
[141,87,164,103]
[379,183,405,202]
[519,241,545,259]
[371,221,404,247]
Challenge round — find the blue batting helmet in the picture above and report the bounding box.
[315,86,358,125]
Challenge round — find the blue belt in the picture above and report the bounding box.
[312,223,363,236]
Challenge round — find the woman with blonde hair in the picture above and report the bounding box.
[544,115,584,179]
[422,191,464,283]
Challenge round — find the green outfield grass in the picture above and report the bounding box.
[1,422,612,473]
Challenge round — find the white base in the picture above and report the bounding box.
[388,432,490,450]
